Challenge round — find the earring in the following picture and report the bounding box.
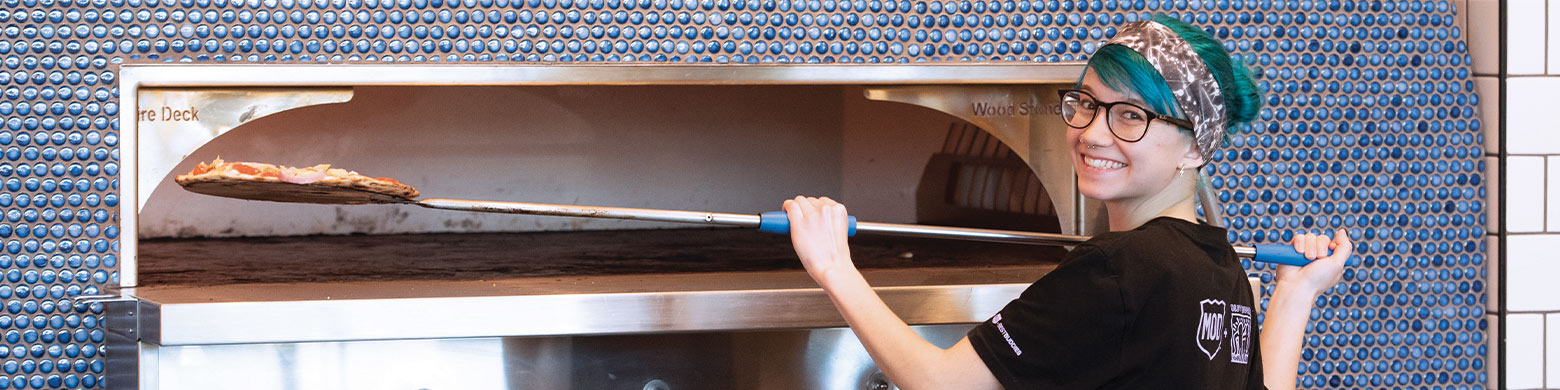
[1175,166,1185,178]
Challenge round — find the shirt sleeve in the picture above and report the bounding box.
[966,244,1128,388]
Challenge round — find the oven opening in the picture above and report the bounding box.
[135,84,1068,287]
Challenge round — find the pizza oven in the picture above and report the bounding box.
[100,63,1103,389]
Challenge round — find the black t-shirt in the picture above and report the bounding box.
[968,217,1264,389]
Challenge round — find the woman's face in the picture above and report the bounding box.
[1067,69,1205,204]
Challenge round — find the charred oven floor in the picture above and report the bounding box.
[139,228,1067,286]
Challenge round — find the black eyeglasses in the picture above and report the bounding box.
[1057,89,1194,142]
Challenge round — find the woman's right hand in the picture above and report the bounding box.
[782,196,857,284]
[1276,229,1352,299]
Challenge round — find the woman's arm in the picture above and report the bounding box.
[784,196,1003,390]
[1260,230,1351,390]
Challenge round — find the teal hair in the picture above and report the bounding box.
[1082,44,1184,121]
[1082,14,1263,135]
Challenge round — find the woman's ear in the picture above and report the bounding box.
[1180,142,1206,169]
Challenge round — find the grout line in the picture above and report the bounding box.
[1499,0,1509,384]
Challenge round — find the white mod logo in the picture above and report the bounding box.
[1195,299,1227,360]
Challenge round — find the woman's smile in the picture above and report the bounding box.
[1080,153,1128,171]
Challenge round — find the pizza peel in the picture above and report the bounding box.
[178,179,1337,266]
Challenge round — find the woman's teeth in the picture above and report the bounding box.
[1084,156,1126,170]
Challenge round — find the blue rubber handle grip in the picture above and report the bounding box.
[1252,244,1314,266]
[1252,244,1356,266]
[758,211,857,236]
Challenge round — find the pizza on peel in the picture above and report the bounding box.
[174,158,419,203]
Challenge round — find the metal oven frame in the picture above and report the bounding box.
[106,63,1093,389]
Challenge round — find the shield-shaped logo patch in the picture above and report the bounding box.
[1195,299,1227,360]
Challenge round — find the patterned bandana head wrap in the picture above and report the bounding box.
[1102,20,1226,162]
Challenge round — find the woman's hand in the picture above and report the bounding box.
[1276,229,1352,299]
[779,196,1003,390]
[782,196,857,284]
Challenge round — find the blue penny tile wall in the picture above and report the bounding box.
[0,0,1484,387]
[0,0,119,382]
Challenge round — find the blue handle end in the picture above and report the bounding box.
[1252,244,1357,267]
[758,211,857,236]
[758,211,789,234]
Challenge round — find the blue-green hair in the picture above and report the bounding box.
[1080,14,1262,135]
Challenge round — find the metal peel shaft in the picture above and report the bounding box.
[416,198,1270,259]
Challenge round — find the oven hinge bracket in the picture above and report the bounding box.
[97,294,158,390]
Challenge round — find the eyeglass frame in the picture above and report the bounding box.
[1056,89,1195,142]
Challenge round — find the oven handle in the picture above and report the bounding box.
[416,198,1336,266]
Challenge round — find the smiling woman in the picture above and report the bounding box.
[781,14,1354,390]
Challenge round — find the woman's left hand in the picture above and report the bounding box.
[782,196,857,284]
[1275,229,1352,298]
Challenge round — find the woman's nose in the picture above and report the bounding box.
[1078,110,1116,147]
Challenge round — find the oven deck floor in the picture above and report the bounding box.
[138,227,1065,286]
[129,228,1066,344]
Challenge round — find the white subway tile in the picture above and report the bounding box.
[1508,314,1545,389]
[1468,0,1500,75]
[1508,234,1560,311]
[1550,313,1560,388]
[1486,235,1500,313]
[1490,156,1502,234]
[1508,0,1548,75]
[1475,76,1498,154]
[1507,156,1544,232]
[1508,78,1560,154]
[1552,0,1560,75]
[1549,158,1560,231]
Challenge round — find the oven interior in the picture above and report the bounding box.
[138,84,1069,283]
